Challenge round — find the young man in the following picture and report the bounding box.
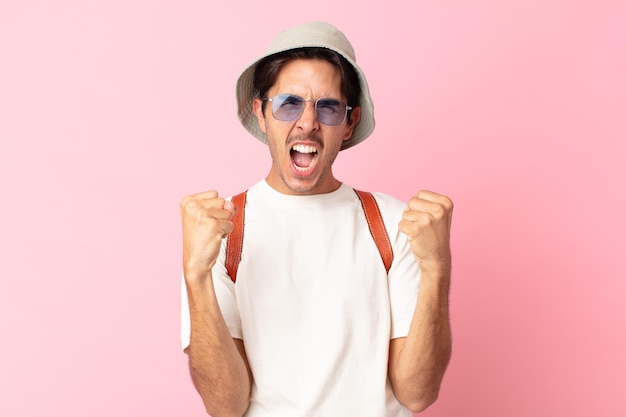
[180,22,453,417]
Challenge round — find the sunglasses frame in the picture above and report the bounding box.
[262,94,353,126]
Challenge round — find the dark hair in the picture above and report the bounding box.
[253,47,361,117]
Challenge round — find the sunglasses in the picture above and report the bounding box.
[262,94,352,126]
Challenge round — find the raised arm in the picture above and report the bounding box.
[181,191,252,417]
[389,190,453,413]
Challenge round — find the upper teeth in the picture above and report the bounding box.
[292,144,317,154]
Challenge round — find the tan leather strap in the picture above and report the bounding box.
[225,188,394,282]
[354,189,394,273]
[225,191,247,282]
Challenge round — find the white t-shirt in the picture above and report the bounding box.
[181,180,420,417]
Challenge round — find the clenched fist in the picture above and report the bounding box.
[180,190,236,282]
[398,190,453,273]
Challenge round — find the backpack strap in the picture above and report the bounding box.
[225,191,247,283]
[224,188,394,282]
[354,190,394,273]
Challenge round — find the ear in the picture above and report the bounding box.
[342,106,361,141]
[252,98,267,134]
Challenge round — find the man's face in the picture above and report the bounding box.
[253,58,360,195]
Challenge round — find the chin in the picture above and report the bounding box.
[277,174,321,195]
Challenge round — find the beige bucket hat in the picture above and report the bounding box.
[236,21,375,150]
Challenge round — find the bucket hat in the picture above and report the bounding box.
[236,21,375,150]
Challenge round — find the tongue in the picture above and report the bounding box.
[293,151,315,168]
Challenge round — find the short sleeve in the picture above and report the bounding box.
[371,192,420,339]
[388,232,420,339]
[180,239,243,352]
[212,240,243,338]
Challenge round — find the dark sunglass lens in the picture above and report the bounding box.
[316,99,345,125]
[273,95,304,121]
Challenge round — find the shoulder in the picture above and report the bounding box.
[370,191,407,214]
[225,180,266,202]
[350,188,407,234]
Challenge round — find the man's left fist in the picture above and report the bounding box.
[399,190,454,271]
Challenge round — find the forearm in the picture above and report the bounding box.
[390,265,452,412]
[186,275,251,417]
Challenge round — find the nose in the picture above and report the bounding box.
[296,100,320,133]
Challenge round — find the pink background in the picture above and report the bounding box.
[1,1,625,416]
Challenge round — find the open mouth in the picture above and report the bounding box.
[290,144,319,172]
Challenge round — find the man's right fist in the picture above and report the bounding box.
[180,190,236,281]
